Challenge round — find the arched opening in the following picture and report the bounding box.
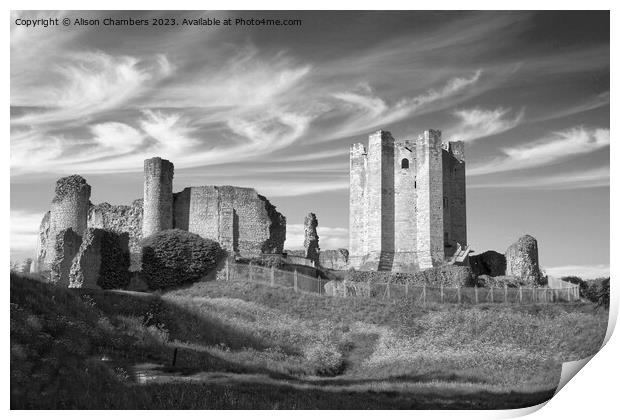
[401,158,409,169]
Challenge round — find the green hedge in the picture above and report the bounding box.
[141,229,224,290]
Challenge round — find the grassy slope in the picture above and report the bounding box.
[10,273,608,409]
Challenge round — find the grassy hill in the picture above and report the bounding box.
[10,272,608,409]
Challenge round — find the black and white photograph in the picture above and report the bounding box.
[8,6,613,412]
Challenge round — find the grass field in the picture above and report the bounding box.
[10,272,608,409]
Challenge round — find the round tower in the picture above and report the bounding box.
[43,175,91,267]
[142,157,174,238]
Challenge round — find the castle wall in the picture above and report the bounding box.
[393,140,419,271]
[173,185,285,258]
[348,143,368,268]
[416,130,444,269]
[142,157,174,238]
[30,211,50,273]
[44,175,91,268]
[32,159,286,277]
[88,199,143,270]
[442,141,466,257]
[363,130,395,270]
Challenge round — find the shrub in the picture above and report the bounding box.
[141,229,224,290]
[304,343,345,376]
[563,276,610,307]
[590,278,610,309]
[562,276,589,297]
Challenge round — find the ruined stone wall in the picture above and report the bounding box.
[88,199,143,270]
[173,185,285,257]
[49,228,82,287]
[416,130,444,269]
[30,211,50,273]
[69,228,130,289]
[304,212,320,264]
[44,175,91,268]
[505,235,541,285]
[348,142,368,269]
[393,139,418,272]
[142,157,174,238]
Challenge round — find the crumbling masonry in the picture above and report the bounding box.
[349,129,466,272]
[30,157,287,284]
[303,212,320,264]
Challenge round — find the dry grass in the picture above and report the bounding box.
[11,273,608,409]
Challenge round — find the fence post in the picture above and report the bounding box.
[457,286,461,304]
[519,286,523,304]
[474,286,478,304]
[225,259,230,282]
[504,284,508,304]
[294,269,298,293]
[405,282,409,299]
[270,265,275,287]
[544,287,548,304]
[490,286,494,303]
[422,284,426,306]
[440,285,444,303]
[248,262,253,282]
[386,280,391,299]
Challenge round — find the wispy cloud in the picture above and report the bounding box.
[469,167,609,190]
[12,52,171,125]
[10,210,42,252]
[252,178,348,198]
[468,126,610,176]
[285,224,349,250]
[534,92,610,123]
[327,70,482,140]
[448,107,524,142]
[545,264,609,280]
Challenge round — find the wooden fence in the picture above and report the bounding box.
[223,261,580,304]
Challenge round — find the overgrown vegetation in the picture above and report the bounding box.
[347,265,473,286]
[141,229,224,290]
[11,272,608,409]
[561,276,611,308]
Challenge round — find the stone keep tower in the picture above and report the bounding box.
[142,157,174,238]
[349,129,466,272]
[43,175,91,269]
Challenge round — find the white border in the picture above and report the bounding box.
[4,2,617,419]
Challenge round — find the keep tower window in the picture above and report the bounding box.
[401,158,409,169]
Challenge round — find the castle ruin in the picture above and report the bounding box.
[30,157,287,281]
[349,129,466,272]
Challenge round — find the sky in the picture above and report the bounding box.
[10,11,610,278]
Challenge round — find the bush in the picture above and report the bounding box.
[590,278,610,308]
[562,276,589,297]
[304,343,345,376]
[562,276,610,307]
[141,229,225,290]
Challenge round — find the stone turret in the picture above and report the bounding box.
[416,129,444,269]
[43,175,91,269]
[142,157,174,238]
